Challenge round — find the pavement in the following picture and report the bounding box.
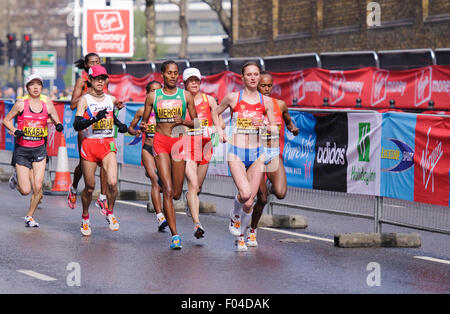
[0,181,449,295]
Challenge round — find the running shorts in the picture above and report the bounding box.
[153,132,185,160]
[227,144,264,169]
[186,136,213,165]
[14,144,47,169]
[81,137,117,164]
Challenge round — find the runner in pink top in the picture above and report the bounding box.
[3,74,63,227]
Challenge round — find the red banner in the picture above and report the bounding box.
[106,65,450,110]
[46,102,66,157]
[413,115,450,207]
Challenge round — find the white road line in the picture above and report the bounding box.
[118,200,333,242]
[259,227,334,243]
[116,200,147,209]
[414,256,450,265]
[17,270,57,281]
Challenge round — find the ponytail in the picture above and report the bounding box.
[73,53,100,73]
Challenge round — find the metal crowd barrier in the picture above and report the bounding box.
[107,48,447,77]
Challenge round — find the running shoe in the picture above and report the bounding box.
[229,209,241,236]
[235,234,248,252]
[67,186,77,209]
[80,219,92,236]
[95,198,108,216]
[24,216,39,228]
[194,223,205,239]
[157,214,168,232]
[246,228,258,247]
[170,235,182,249]
[9,170,17,190]
[106,213,119,231]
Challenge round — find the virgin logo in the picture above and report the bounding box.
[371,70,389,106]
[94,12,124,33]
[414,67,432,107]
[329,71,345,105]
[420,127,443,192]
[290,71,305,103]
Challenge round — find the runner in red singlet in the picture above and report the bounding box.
[247,71,299,247]
[182,67,223,239]
[212,62,277,251]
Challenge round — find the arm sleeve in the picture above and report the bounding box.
[73,116,96,131]
[113,115,128,133]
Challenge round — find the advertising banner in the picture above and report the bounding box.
[83,6,134,58]
[313,113,348,192]
[346,112,382,196]
[380,112,416,202]
[283,111,316,189]
[106,66,450,111]
[414,114,450,207]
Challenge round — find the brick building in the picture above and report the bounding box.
[230,0,450,57]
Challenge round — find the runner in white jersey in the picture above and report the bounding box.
[73,65,128,236]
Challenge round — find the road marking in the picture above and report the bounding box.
[119,200,333,243]
[116,200,147,209]
[414,256,450,265]
[260,227,334,243]
[17,270,57,281]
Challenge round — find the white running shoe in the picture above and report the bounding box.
[106,213,119,231]
[157,214,168,232]
[229,210,241,237]
[9,170,17,190]
[24,216,39,228]
[235,234,248,252]
[246,228,258,247]
[80,219,92,236]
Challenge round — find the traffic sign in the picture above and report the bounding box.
[24,51,57,80]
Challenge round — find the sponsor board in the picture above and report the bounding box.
[380,112,416,201]
[347,113,382,195]
[414,115,450,206]
[283,111,316,189]
[313,113,348,192]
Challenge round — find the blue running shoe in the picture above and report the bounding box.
[170,235,182,249]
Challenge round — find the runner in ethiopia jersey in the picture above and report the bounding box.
[182,67,224,240]
[212,61,278,252]
[140,60,197,250]
[127,80,169,232]
[73,65,128,237]
[68,53,122,214]
[2,74,64,228]
[247,71,300,247]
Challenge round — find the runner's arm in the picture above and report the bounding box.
[70,77,86,110]
[180,90,197,128]
[264,96,278,137]
[278,99,299,136]
[46,99,64,132]
[73,97,106,131]
[140,91,155,131]
[128,107,144,136]
[208,95,225,130]
[3,100,25,135]
[212,92,235,142]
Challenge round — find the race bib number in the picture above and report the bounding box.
[23,126,47,140]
